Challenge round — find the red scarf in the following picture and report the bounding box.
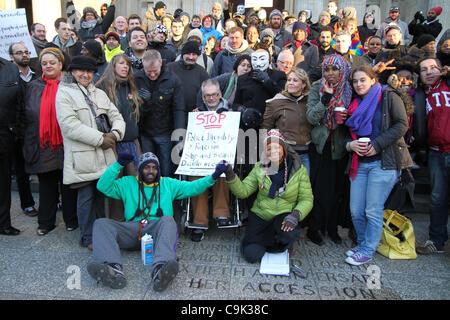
[39,76,63,151]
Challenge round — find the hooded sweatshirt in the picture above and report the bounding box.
[425,79,450,152]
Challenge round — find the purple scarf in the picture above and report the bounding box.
[345,82,382,136]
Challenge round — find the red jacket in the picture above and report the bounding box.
[425,79,450,152]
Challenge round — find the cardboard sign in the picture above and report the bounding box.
[245,0,273,8]
[0,9,37,60]
[176,111,240,177]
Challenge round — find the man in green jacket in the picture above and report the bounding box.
[87,151,228,291]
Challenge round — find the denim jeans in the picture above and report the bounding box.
[140,135,173,177]
[298,153,310,176]
[428,151,450,246]
[349,160,398,257]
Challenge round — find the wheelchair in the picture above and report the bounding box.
[174,164,248,235]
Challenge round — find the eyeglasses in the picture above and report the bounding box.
[13,51,31,56]
[204,92,220,99]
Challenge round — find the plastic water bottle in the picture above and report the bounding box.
[141,234,153,265]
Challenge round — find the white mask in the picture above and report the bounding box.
[237,5,245,15]
[251,51,270,71]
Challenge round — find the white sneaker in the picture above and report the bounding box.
[345,252,372,266]
[345,247,358,257]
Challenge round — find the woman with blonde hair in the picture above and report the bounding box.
[96,53,143,176]
[263,67,312,174]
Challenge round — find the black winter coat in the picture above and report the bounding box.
[0,58,23,155]
[22,79,64,174]
[408,19,443,46]
[76,5,115,41]
[148,42,177,64]
[135,67,185,137]
[233,68,287,115]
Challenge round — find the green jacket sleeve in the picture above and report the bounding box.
[226,165,260,199]
[293,167,314,221]
[171,175,216,200]
[97,161,124,200]
[306,81,326,126]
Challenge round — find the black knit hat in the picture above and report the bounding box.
[181,40,201,56]
[68,55,98,72]
[82,39,103,60]
[417,34,435,49]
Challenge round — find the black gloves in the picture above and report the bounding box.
[251,70,270,83]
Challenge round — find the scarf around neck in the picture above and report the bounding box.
[346,82,382,180]
[39,76,63,151]
[320,54,353,130]
[225,40,249,55]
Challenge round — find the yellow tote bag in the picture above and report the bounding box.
[377,210,417,260]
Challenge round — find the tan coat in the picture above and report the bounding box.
[263,93,312,147]
[55,76,125,185]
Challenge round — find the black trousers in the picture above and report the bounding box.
[306,141,351,234]
[13,140,35,210]
[0,151,13,229]
[37,170,78,230]
[241,212,300,263]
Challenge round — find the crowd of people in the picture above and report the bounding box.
[1,0,449,292]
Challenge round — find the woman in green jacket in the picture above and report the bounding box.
[223,130,313,263]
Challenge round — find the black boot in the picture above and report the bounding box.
[328,230,342,244]
[307,228,324,246]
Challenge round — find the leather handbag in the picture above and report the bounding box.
[377,209,417,260]
[384,168,416,213]
[77,83,112,133]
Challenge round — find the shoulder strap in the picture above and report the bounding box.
[76,82,98,117]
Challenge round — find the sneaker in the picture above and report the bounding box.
[345,252,372,266]
[152,260,179,292]
[191,229,205,242]
[345,247,359,257]
[87,261,127,289]
[23,206,38,217]
[416,240,445,255]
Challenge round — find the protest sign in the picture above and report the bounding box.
[0,9,37,60]
[176,111,240,177]
[245,0,273,8]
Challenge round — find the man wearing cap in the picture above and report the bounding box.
[55,55,126,249]
[268,9,291,49]
[88,151,229,290]
[143,1,167,33]
[167,41,210,116]
[282,22,319,76]
[104,31,124,63]
[309,11,332,42]
[148,24,177,64]
[409,7,443,46]
[376,6,410,46]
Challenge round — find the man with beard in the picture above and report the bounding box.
[268,9,291,49]
[148,25,176,64]
[89,151,228,290]
[9,43,38,84]
[167,41,210,116]
[376,6,410,46]
[30,23,48,76]
[309,11,332,42]
[309,26,337,82]
[7,43,38,218]
[409,7,443,46]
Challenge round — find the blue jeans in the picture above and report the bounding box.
[349,160,398,257]
[298,153,310,176]
[140,135,173,177]
[428,151,450,246]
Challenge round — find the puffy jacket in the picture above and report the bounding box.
[55,74,125,185]
[227,155,313,222]
[22,79,64,174]
[134,66,185,137]
[263,93,312,147]
[282,40,319,75]
[200,25,223,46]
[0,58,23,155]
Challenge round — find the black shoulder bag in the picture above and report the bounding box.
[77,83,112,133]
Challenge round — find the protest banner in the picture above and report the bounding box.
[176,111,240,177]
[0,8,37,60]
[245,0,273,8]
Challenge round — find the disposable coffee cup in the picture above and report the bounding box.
[358,137,371,152]
[334,107,346,124]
